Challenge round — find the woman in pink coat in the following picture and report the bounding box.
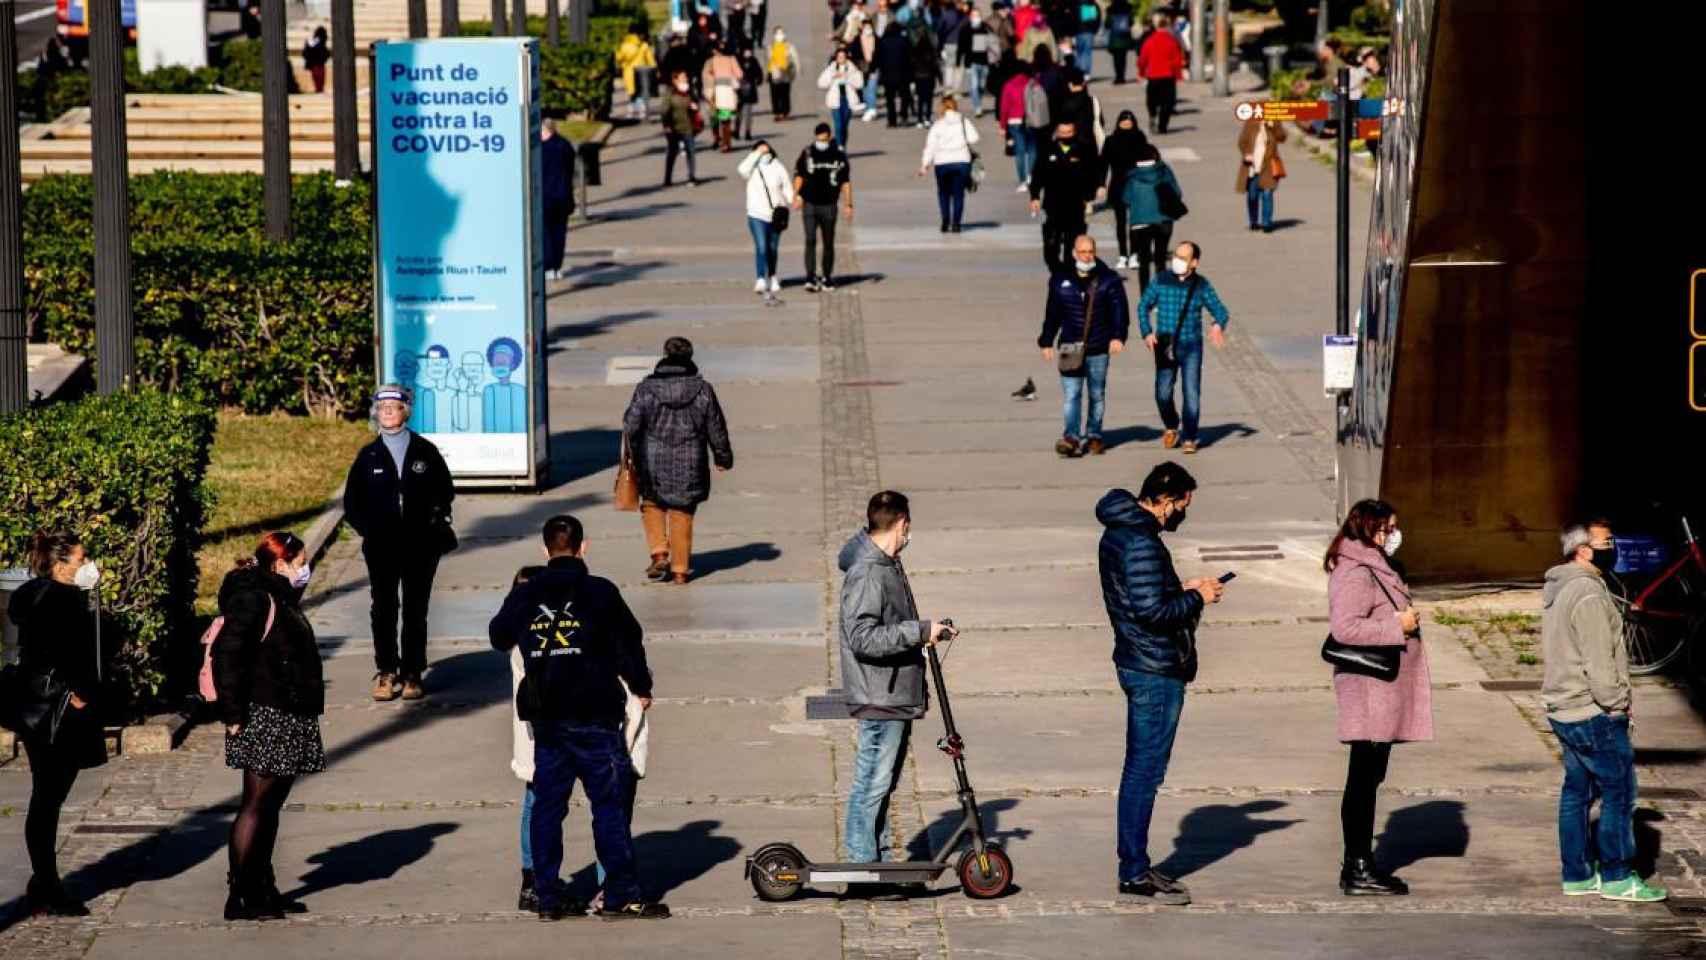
[1325,498,1432,897]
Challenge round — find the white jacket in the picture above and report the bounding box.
[510,647,649,782]
[816,62,866,110]
[921,110,981,168]
[736,149,794,221]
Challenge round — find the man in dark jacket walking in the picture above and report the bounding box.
[839,491,955,881]
[1039,234,1129,457]
[877,22,914,126]
[343,385,456,702]
[540,119,576,281]
[488,514,668,921]
[1096,462,1223,905]
[622,338,734,584]
[1028,119,1101,273]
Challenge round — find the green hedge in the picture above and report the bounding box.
[15,42,291,123]
[0,391,215,714]
[23,173,374,417]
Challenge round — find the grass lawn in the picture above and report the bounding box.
[561,119,610,142]
[1432,609,1544,681]
[196,411,370,615]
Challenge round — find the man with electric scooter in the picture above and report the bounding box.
[1096,461,1225,905]
[838,490,958,899]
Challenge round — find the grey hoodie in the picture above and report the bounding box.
[1540,562,1629,723]
[837,530,931,720]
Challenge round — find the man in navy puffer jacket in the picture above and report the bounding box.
[1096,461,1224,906]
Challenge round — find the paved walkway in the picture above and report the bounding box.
[6,2,1706,956]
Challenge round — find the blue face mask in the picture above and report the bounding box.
[492,365,513,379]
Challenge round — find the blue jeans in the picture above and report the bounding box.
[843,718,911,862]
[747,215,781,281]
[1153,337,1203,442]
[934,162,970,227]
[530,720,641,909]
[1116,668,1185,881]
[1548,713,1637,884]
[967,63,988,114]
[519,782,535,869]
[834,100,853,148]
[1060,352,1109,441]
[863,73,880,113]
[1074,31,1095,78]
[1010,124,1036,185]
[1245,176,1274,230]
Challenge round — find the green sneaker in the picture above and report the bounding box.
[1561,873,1600,896]
[1599,875,1668,903]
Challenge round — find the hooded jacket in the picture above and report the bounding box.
[1096,489,1203,680]
[838,531,932,719]
[1119,154,1183,225]
[488,556,653,726]
[622,357,735,510]
[1540,562,1629,722]
[7,577,107,763]
[1101,111,1147,187]
[213,565,325,725]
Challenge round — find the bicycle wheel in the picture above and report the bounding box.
[1626,611,1688,675]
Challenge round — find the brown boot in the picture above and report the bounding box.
[372,672,400,702]
[400,676,425,700]
[1086,438,1106,455]
[1161,429,1179,449]
[671,571,691,585]
[645,555,670,581]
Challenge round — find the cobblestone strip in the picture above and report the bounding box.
[1215,327,1338,501]
[0,724,225,960]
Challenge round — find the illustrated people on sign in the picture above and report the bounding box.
[482,337,528,434]
[417,345,452,433]
[452,351,486,433]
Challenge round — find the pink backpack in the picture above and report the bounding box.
[198,598,275,702]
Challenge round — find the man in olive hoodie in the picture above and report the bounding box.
[838,491,955,883]
[1540,520,1666,903]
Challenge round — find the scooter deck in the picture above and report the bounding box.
[800,861,950,884]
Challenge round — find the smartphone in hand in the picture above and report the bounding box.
[1217,571,1237,584]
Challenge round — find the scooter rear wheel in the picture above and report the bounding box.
[956,846,1014,899]
[749,843,807,902]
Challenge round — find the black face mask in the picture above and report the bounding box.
[1590,545,1618,574]
[1163,506,1187,532]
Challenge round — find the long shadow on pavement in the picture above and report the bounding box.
[1155,799,1301,879]
[565,818,742,901]
[284,822,459,901]
[1373,799,1470,875]
[690,542,783,580]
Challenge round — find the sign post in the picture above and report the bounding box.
[372,38,549,489]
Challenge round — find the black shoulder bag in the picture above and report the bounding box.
[757,157,790,231]
[1153,275,1198,371]
[1320,566,1406,682]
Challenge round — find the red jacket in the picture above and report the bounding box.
[1137,29,1184,80]
[998,73,1030,126]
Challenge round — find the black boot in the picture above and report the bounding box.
[518,869,540,912]
[27,876,89,917]
[225,871,286,921]
[257,868,308,914]
[1340,857,1408,896]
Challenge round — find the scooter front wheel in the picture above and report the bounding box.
[749,842,807,902]
[956,846,1014,899]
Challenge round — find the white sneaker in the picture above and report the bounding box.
[1115,256,1128,270]
[545,268,560,280]
[862,108,877,121]
[769,276,781,293]
[754,278,767,294]
[1015,183,1029,193]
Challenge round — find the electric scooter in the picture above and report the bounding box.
[744,622,1015,901]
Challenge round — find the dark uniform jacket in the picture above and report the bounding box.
[1096,489,1203,681]
[213,566,325,725]
[343,431,456,552]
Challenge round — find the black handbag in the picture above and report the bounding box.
[1153,276,1197,371]
[1156,169,1188,220]
[758,160,790,231]
[1320,567,1407,682]
[0,664,73,741]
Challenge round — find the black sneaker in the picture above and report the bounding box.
[804,278,820,292]
[819,278,836,291]
[518,870,540,912]
[1340,857,1408,896]
[599,900,671,920]
[536,897,589,921]
[1118,869,1191,905]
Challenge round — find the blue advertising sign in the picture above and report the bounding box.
[373,38,548,485]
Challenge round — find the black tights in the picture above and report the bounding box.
[24,739,80,884]
[1341,740,1392,860]
[229,770,296,887]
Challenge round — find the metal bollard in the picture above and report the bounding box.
[1262,44,1287,83]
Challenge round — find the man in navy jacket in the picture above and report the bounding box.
[1096,462,1224,905]
[1039,234,1129,457]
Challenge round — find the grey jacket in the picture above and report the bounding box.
[838,531,932,720]
[1540,562,1629,723]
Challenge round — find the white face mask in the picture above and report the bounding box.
[675,79,690,92]
[1170,256,1190,277]
[814,138,831,150]
[73,561,100,591]
[775,31,785,41]
[1074,257,1095,274]
[1383,529,1403,557]
[290,563,313,589]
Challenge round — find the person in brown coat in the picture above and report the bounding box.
[1236,117,1287,233]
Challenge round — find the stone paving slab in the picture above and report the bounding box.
[437,529,821,589]
[911,689,1558,796]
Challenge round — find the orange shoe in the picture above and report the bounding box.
[1181,440,1198,455]
[1162,429,1179,449]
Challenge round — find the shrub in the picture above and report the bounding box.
[1349,3,1392,35]
[439,21,616,118]
[23,173,374,417]
[215,38,299,93]
[0,391,216,715]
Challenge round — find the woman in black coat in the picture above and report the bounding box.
[877,22,914,126]
[910,31,941,129]
[7,532,106,916]
[212,531,326,920]
[621,337,734,584]
[1101,110,1149,268]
